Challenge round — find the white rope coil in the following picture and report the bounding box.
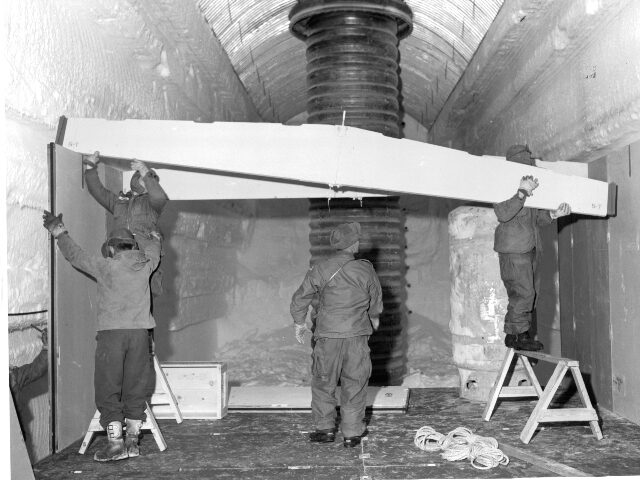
[414,426,509,470]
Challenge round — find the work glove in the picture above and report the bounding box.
[131,159,150,178]
[42,210,67,238]
[518,175,539,197]
[371,316,380,331]
[294,323,309,344]
[83,151,100,169]
[550,202,571,219]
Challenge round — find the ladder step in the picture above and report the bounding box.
[538,408,599,423]
[498,386,539,398]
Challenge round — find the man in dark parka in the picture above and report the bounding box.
[290,222,382,448]
[43,211,159,462]
[494,144,571,351]
[83,152,168,296]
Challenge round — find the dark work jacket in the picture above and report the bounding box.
[493,193,553,254]
[85,168,168,237]
[290,252,383,339]
[56,233,160,331]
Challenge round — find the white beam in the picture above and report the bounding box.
[62,118,614,216]
[120,169,384,200]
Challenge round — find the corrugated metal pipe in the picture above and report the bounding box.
[289,0,412,385]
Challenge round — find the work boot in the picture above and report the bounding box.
[125,418,143,457]
[94,421,127,462]
[504,334,518,348]
[309,429,335,443]
[514,331,543,351]
[343,429,367,448]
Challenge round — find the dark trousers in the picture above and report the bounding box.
[311,336,371,438]
[95,329,153,428]
[498,250,538,335]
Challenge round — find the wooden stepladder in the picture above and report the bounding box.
[79,355,181,454]
[483,348,603,444]
[150,355,183,424]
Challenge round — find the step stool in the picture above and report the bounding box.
[79,355,181,454]
[78,401,166,454]
[483,348,603,444]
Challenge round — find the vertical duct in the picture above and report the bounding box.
[290,0,413,385]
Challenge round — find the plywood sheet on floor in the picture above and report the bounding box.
[33,389,640,479]
[228,386,409,410]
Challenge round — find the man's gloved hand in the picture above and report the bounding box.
[550,202,571,219]
[42,210,67,238]
[131,159,150,178]
[83,151,100,169]
[371,316,380,331]
[519,175,539,197]
[294,323,309,344]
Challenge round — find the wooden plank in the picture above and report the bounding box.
[558,156,614,411]
[482,348,515,421]
[497,386,539,398]
[51,144,106,452]
[10,392,35,480]
[227,386,409,410]
[538,408,599,422]
[520,363,569,443]
[515,350,579,367]
[518,355,544,397]
[500,442,593,477]
[62,119,613,216]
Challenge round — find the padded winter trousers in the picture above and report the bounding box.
[95,329,153,428]
[498,250,538,335]
[311,336,371,438]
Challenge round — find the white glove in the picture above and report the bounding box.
[519,175,539,196]
[550,202,571,219]
[131,159,150,178]
[294,323,309,344]
[83,151,100,169]
[371,317,380,331]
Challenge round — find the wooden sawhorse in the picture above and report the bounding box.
[79,355,182,454]
[483,348,603,444]
[78,402,166,454]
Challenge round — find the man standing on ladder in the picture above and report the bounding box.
[290,222,382,448]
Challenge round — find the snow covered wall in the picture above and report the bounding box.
[6,0,259,461]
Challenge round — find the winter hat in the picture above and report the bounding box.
[330,222,361,250]
[506,144,535,166]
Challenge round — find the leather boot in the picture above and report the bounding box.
[514,331,543,351]
[309,429,335,443]
[125,418,143,457]
[343,436,361,448]
[504,334,517,348]
[343,429,367,448]
[94,421,127,462]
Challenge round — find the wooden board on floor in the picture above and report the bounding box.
[228,386,409,411]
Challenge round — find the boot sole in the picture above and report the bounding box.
[93,452,128,462]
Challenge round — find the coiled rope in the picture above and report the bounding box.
[414,426,509,470]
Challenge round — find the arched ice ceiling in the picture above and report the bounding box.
[197,0,505,130]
